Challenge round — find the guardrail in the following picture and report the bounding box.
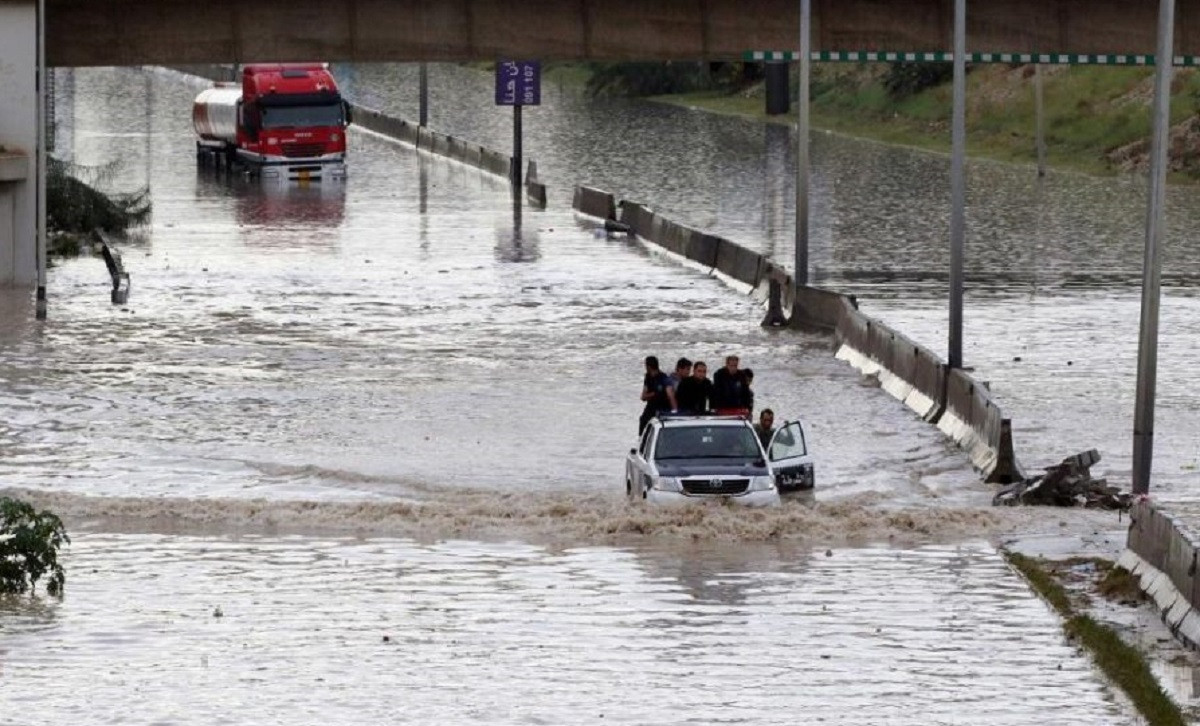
[574,184,1021,484]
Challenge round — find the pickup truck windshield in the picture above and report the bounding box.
[654,426,762,461]
[260,104,344,129]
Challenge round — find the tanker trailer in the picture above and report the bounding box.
[192,64,349,182]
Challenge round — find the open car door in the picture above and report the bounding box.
[767,420,814,491]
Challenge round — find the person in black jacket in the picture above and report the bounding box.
[676,360,716,414]
[740,368,755,418]
[712,355,745,412]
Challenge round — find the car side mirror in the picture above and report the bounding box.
[629,448,637,455]
[754,458,766,468]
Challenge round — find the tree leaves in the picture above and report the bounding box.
[0,498,70,597]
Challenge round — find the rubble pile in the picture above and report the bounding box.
[992,449,1132,510]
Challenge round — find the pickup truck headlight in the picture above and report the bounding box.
[652,477,682,492]
[748,476,776,492]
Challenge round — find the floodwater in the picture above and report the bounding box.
[0,64,1192,723]
[340,63,1200,500]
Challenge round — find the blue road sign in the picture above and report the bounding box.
[495,61,541,106]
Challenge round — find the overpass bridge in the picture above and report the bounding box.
[39,0,1200,66]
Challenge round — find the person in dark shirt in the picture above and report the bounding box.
[668,357,692,391]
[639,355,677,434]
[712,354,745,412]
[753,408,776,450]
[740,368,755,418]
[676,360,716,414]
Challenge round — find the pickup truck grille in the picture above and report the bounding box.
[282,142,325,158]
[682,478,749,495]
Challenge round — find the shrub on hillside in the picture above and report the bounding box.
[585,61,762,97]
[884,61,957,100]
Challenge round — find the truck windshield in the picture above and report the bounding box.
[260,104,344,129]
[654,426,762,461]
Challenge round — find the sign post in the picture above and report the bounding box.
[495,60,540,186]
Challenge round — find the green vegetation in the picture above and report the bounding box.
[638,62,1200,180]
[1005,552,1184,726]
[0,497,69,597]
[47,158,150,257]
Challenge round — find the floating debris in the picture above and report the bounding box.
[993,449,1131,510]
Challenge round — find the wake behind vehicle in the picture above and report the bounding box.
[193,63,350,182]
[626,414,814,507]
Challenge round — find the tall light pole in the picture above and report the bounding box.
[948,0,966,369]
[793,0,811,308]
[35,0,47,320]
[1132,0,1177,495]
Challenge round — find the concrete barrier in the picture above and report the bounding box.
[573,186,617,221]
[482,149,511,177]
[463,143,483,169]
[431,133,450,158]
[1123,501,1200,649]
[795,285,852,331]
[937,368,1005,475]
[355,107,528,185]
[715,239,764,287]
[416,126,435,152]
[525,161,547,208]
[618,200,655,239]
[685,233,721,269]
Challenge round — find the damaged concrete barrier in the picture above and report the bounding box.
[573,186,616,221]
[617,200,655,239]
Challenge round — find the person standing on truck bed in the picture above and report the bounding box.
[712,355,746,412]
[668,357,692,391]
[676,360,716,414]
[639,356,677,434]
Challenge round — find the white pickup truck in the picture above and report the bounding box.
[625,414,814,506]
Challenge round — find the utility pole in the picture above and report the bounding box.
[948,0,966,368]
[1132,0,1177,495]
[793,0,811,308]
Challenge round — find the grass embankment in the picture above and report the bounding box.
[651,64,1200,180]
[1005,552,1186,726]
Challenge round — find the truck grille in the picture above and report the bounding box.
[282,142,325,158]
[681,478,749,495]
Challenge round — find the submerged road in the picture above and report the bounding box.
[0,65,1189,723]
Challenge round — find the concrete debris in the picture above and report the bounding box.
[992,449,1131,510]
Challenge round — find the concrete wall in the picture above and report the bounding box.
[45,0,1200,67]
[580,186,1020,482]
[0,1,36,286]
[1121,501,1200,649]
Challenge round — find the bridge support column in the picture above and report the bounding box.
[764,61,789,116]
[0,1,38,289]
